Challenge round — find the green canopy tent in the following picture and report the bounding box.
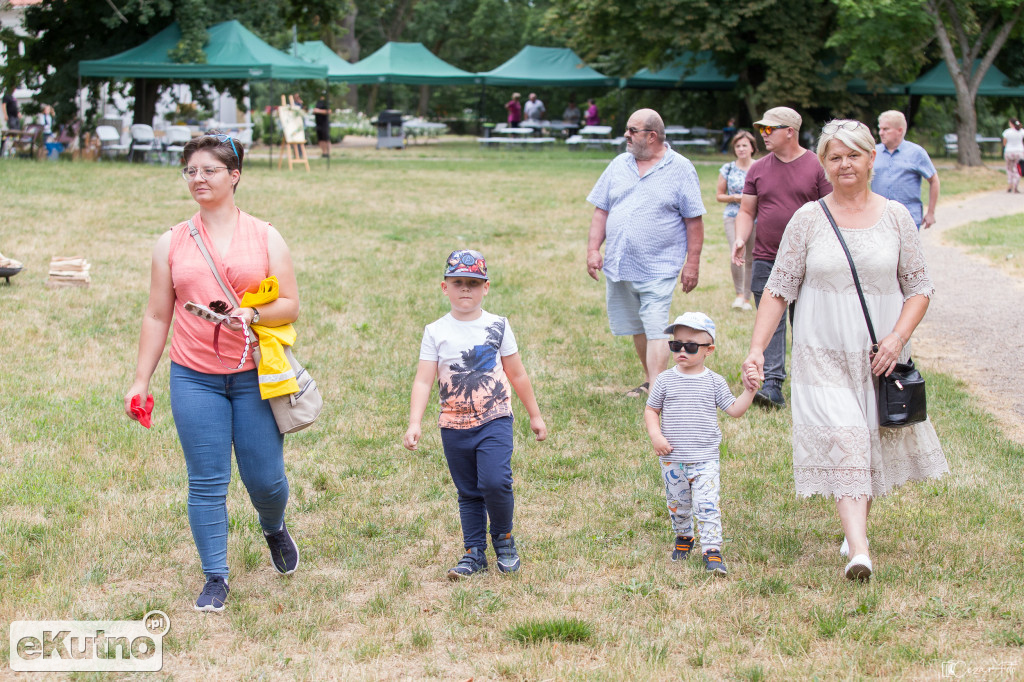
[622,53,737,90]
[907,61,1024,97]
[342,42,481,85]
[78,20,327,81]
[291,40,357,82]
[79,20,327,166]
[477,46,617,87]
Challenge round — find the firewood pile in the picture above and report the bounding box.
[46,256,91,288]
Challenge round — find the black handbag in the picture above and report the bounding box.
[818,200,927,428]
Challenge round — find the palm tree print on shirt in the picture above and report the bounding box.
[439,319,509,421]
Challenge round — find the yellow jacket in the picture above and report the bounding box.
[241,276,300,399]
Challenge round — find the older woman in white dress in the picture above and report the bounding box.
[741,119,948,581]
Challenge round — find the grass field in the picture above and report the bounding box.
[945,212,1024,277]
[1,142,1022,680]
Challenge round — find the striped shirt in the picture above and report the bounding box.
[647,367,736,463]
[871,140,936,227]
[587,144,706,282]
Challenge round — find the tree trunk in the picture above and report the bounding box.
[417,85,430,117]
[367,85,378,115]
[953,90,982,166]
[132,79,160,126]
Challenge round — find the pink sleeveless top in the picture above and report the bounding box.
[168,210,270,374]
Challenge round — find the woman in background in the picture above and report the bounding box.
[716,129,757,310]
[505,93,522,128]
[1002,118,1023,193]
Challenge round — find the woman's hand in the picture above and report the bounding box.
[741,351,765,391]
[124,381,150,420]
[224,307,255,331]
[870,333,904,377]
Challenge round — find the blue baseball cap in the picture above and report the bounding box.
[664,312,716,342]
[444,249,489,280]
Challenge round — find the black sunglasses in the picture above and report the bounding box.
[668,340,712,353]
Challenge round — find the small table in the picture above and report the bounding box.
[495,126,535,137]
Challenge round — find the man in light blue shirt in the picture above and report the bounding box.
[871,110,940,229]
[586,108,706,397]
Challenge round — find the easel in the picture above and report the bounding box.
[277,95,310,172]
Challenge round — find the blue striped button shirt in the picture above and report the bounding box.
[587,145,706,282]
[870,140,936,227]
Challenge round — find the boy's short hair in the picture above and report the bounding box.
[663,312,716,341]
[445,249,488,280]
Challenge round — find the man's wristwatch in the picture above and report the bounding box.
[250,307,260,324]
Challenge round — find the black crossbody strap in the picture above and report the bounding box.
[817,199,878,350]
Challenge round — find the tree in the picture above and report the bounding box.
[545,0,844,125]
[831,0,1024,166]
[1,0,300,127]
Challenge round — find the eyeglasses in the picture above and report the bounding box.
[626,127,653,135]
[668,340,712,353]
[822,120,863,134]
[755,124,789,136]
[182,166,229,181]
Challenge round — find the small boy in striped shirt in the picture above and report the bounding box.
[644,312,758,575]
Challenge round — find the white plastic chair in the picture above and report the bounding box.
[164,125,192,164]
[128,124,156,162]
[95,125,129,160]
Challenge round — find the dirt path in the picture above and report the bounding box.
[914,189,1024,444]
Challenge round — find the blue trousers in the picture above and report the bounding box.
[440,416,515,550]
[170,362,288,579]
[750,259,794,384]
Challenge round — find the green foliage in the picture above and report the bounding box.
[546,0,845,117]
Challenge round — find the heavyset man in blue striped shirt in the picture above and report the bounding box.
[586,108,706,397]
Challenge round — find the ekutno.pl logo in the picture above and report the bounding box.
[9,610,169,672]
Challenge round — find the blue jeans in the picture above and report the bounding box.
[170,362,288,579]
[440,416,515,550]
[750,259,793,384]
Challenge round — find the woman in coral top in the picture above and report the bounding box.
[124,133,301,613]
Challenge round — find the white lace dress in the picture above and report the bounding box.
[766,200,948,499]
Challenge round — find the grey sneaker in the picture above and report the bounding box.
[264,522,299,575]
[447,547,488,580]
[754,380,785,408]
[492,533,521,574]
[195,576,229,612]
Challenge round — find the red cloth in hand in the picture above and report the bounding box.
[130,394,154,429]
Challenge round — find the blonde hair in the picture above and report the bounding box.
[816,119,876,182]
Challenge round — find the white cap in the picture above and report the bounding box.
[663,312,716,342]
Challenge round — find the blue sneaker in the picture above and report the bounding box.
[264,522,299,575]
[703,549,728,576]
[492,533,521,574]
[195,576,229,612]
[672,535,694,561]
[447,547,487,580]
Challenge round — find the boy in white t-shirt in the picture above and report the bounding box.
[404,250,547,580]
[644,312,758,575]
